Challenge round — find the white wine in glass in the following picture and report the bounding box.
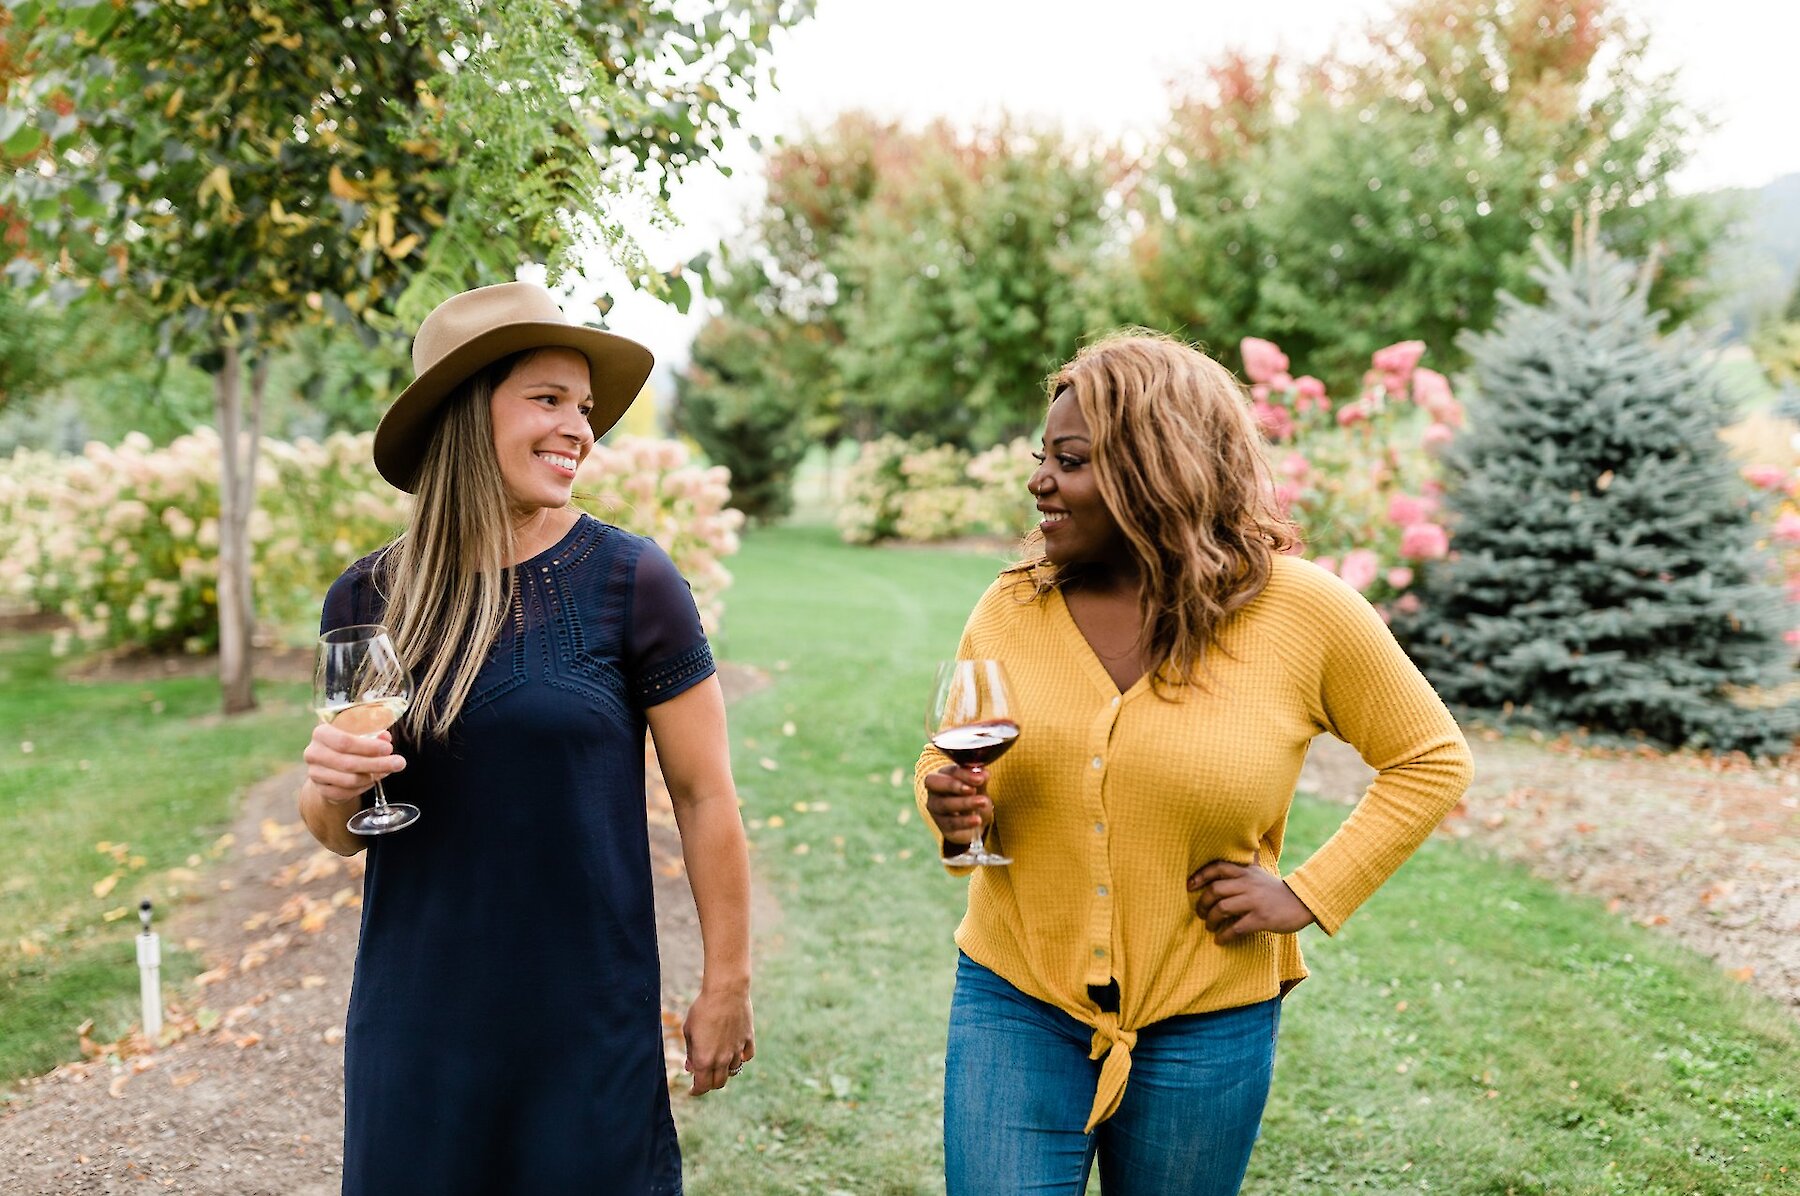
[315,625,420,836]
[927,659,1019,867]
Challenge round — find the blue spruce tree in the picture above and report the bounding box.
[1404,238,1800,756]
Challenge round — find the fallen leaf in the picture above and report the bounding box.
[766,815,785,829]
[1729,966,1756,982]
[759,757,779,772]
[889,768,905,787]
[108,1072,131,1098]
[238,948,270,972]
[233,1033,262,1049]
[18,938,41,957]
[92,873,121,899]
[195,965,231,987]
[896,808,912,825]
[242,911,272,932]
[170,1072,200,1088]
[321,1026,344,1045]
[782,722,797,737]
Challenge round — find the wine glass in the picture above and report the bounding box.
[926,659,1019,867]
[315,624,420,836]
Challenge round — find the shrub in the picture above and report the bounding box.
[0,430,743,655]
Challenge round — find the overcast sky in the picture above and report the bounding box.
[576,0,1800,376]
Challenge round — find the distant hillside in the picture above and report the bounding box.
[1707,172,1800,336]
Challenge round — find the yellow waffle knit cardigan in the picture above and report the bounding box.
[914,554,1474,1131]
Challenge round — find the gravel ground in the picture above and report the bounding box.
[0,664,768,1195]
[1300,731,1800,1011]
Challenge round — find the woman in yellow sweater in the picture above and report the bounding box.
[915,332,1473,1195]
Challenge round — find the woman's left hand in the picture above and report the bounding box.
[683,984,754,1096]
[1188,852,1317,945]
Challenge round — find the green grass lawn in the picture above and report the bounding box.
[0,633,307,1091]
[681,524,1800,1196]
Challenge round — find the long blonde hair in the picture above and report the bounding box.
[1017,331,1298,693]
[377,352,537,741]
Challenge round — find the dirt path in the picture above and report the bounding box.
[0,665,769,1195]
[1301,732,1800,1011]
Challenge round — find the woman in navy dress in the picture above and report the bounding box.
[298,282,754,1195]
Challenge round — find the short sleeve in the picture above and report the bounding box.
[320,553,382,637]
[624,540,716,709]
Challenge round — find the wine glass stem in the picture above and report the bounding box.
[365,735,391,810]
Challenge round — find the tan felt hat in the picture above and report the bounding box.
[372,281,654,492]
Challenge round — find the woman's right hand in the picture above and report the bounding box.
[303,722,406,806]
[922,763,992,849]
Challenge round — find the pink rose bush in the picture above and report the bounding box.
[1240,336,1460,614]
[572,436,745,633]
[0,431,743,655]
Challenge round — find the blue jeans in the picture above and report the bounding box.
[944,953,1279,1196]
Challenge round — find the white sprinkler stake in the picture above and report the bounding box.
[136,899,163,1043]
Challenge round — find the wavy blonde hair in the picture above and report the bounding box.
[376,351,541,741]
[1015,330,1298,694]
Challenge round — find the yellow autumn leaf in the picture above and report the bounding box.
[197,164,235,213]
[385,233,420,260]
[102,906,129,922]
[162,87,185,119]
[268,198,308,228]
[327,164,367,202]
[376,207,395,248]
[92,873,120,899]
[18,938,41,957]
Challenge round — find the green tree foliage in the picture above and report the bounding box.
[1125,0,1722,391]
[688,117,1116,512]
[1403,237,1800,756]
[672,250,826,521]
[837,123,1114,447]
[2,0,805,710]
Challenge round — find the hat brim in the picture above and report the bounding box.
[372,321,655,492]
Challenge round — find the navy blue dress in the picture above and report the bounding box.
[320,515,713,1196]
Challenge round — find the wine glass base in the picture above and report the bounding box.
[347,804,421,836]
[941,846,1011,868]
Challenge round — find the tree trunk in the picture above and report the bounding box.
[214,340,264,715]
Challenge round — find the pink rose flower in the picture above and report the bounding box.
[1411,369,1462,426]
[1386,566,1414,590]
[1400,521,1450,560]
[1774,512,1800,545]
[1387,493,1428,526]
[1423,422,1456,448]
[1240,337,1290,385]
[1744,464,1788,490]
[1372,340,1426,383]
[1279,451,1311,481]
[1314,555,1338,576]
[1336,402,1368,428]
[1252,401,1295,441]
[1294,376,1327,403]
[1339,548,1380,592]
[1270,372,1294,391]
[1395,592,1422,615]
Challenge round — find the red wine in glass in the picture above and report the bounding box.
[930,720,1020,768]
[926,660,1017,867]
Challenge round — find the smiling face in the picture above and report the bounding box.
[488,348,595,516]
[1030,389,1132,574]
